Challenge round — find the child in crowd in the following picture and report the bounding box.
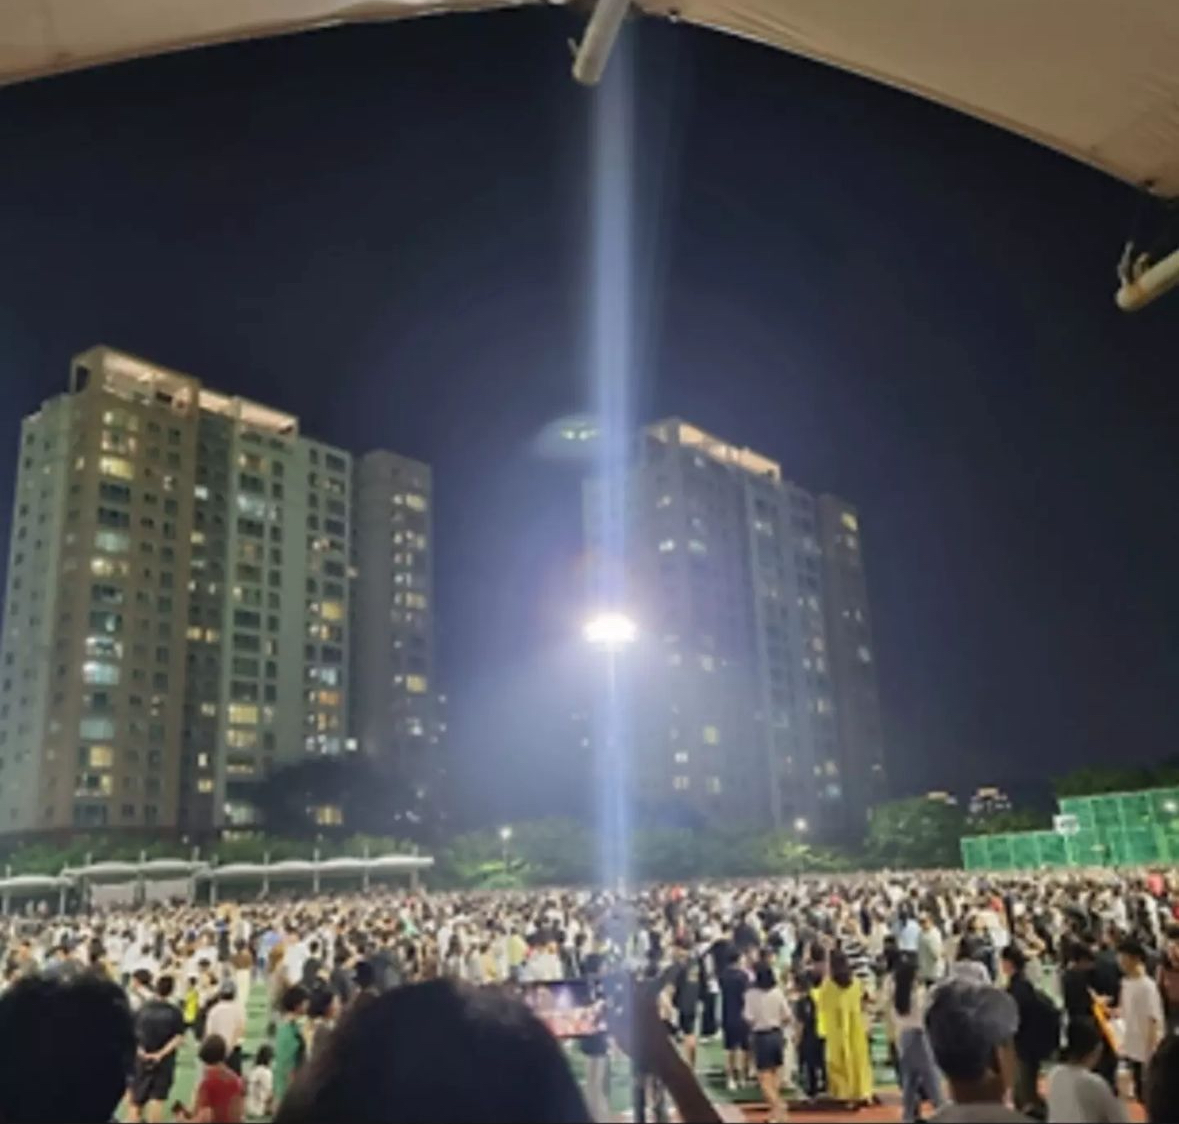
[245,1043,275,1121]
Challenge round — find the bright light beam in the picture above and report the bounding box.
[584,611,637,652]
[587,30,635,895]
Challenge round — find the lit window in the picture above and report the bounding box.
[85,636,122,660]
[706,776,722,794]
[656,495,672,508]
[94,530,130,554]
[673,751,689,765]
[673,776,690,791]
[702,725,720,745]
[197,778,214,794]
[857,645,872,663]
[405,494,428,512]
[80,717,115,740]
[99,456,134,481]
[658,539,675,553]
[688,539,707,554]
[199,702,216,718]
[82,661,120,686]
[317,689,341,707]
[227,703,259,725]
[186,626,203,641]
[321,600,343,622]
[700,655,715,672]
[311,803,344,826]
[406,675,428,694]
[226,729,258,748]
[840,512,858,533]
[191,530,206,545]
[194,484,209,500]
[405,592,428,610]
[90,556,129,577]
[88,745,114,769]
[205,628,220,642]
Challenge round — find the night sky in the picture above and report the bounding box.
[1,10,1176,825]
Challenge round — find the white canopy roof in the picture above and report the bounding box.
[3,0,1178,196]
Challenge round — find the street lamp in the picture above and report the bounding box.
[499,825,513,871]
[792,817,809,881]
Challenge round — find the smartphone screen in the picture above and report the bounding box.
[518,979,607,1039]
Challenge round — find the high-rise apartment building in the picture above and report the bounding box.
[351,450,439,799]
[0,346,432,835]
[585,419,885,838]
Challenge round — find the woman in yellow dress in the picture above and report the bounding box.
[815,951,874,1104]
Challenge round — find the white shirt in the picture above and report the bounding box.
[523,951,563,982]
[1046,1064,1127,1124]
[205,998,245,1050]
[245,1066,273,1118]
[1119,973,1163,1062]
[743,986,791,1033]
[281,941,308,986]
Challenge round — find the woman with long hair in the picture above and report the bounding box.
[886,957,944,1122]
[815,952,873,1106]
[742,963,791,1124]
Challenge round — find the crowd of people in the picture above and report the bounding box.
[0,866,1177,1122]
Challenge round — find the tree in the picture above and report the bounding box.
[865,797,965,869]
[966,809,1050,836]
[1054,762,1179,798]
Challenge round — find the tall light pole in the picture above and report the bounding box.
[584,611,637,893]
[499,825,513,872]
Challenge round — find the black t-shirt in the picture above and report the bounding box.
[136,998,185,1054]
[301,957,322,988]
[719,965,748,1024]
[673,959,703,1017]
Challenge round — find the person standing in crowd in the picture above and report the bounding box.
[177,1034,245,1123]
[924,979,1031,1123]
[305,986,338,1058]
[743,962,792,1124]
[205,980,247,1074]
[918,914,946,985]
[1000,944,1059,1118]
[719,944,751,1091]
[1145,1033,1179,1124]
[1045,1019,1126,1124]
[816,951,873,1106]
[245,1043,276,1121]
[231,939,254,1010]
[577,952,610,1123]
[794,968,826,1101]
[129,975,186,1124]
[273,984,309,1103]
[1116,938,1164,1104]
[1154,924,1179,1034]
[671,938,703,1069]
[885,957,944,1122]
[1061,943,1120,1090]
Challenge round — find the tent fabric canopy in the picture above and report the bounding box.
[3,1,1178,195]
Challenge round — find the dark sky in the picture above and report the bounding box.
[1,10,1176,824]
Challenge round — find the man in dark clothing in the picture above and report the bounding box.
[329,945,355,1006]
[130,975,185,1123]
[1001,945,1057,1118]
[670,941,702,1068]
[300,940,323,989]
[718,946,750,1090]
[1061,944,1118,1090]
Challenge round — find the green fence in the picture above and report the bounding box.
[961,786,1179,871]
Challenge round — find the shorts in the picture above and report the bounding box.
[131,1057,176,1106]
[723,1021,750,1051]
[678,1008,699,1037]
[752,1028,784,1072]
